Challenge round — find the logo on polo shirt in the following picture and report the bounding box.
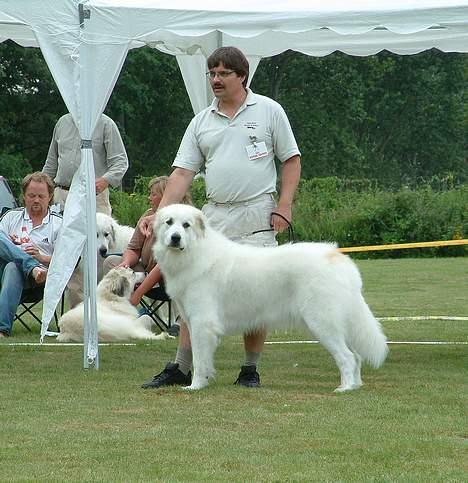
[244,122,258,129]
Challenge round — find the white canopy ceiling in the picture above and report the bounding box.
[1,1,468,114]
[2,1,468,48]
[1,0,467,365]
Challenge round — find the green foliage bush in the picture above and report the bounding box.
[190,177,208,208]
[293,178,467,258]
[110,176,207,226]
[109,190,148,227]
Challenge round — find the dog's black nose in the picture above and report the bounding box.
[170,233,181,246]
[99,247,107,257]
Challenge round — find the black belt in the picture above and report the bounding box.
[55,184,70,190]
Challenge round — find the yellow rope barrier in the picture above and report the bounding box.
[338,239,468,253]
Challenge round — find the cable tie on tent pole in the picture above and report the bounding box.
[79,3,91,28]
[80,139,92,149]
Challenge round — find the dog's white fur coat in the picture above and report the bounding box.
[57,267,173,342]
[69,214,135,308]
[96,213,135,281]
[153,204,388,391]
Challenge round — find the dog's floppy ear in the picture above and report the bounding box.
[109,272,130,297]
[153,212,161,234]
[195,212,206,238]
[109,221,116,246]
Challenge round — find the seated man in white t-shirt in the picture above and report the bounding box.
[0,172,62,337]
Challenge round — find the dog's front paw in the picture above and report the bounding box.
[160,332,176,340]
[183,379,209,391]
[153,332,175,340]
[334,384,360,393]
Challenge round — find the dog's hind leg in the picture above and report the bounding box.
[352,351,363,389]
[317,333,358,392]
[185,318,220,390]
[302,304,360,392]
[303,310,358,392]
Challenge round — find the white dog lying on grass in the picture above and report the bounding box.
[57,267,173,342]
[153,204,388,392]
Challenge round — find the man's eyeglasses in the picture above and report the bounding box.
[206,70,236,79]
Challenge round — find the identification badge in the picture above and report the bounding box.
[246,141,268,160]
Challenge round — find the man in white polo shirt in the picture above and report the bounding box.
[0,172,62,337]
[141,46,301,389]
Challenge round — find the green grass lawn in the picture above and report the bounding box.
[1,258,467,481]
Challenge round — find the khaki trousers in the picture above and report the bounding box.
[54,186,112,216]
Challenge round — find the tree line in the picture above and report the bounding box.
[0,40,466,191]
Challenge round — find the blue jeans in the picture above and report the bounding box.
[0,232,40,335]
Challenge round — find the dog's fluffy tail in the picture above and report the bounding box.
[348,295,388,368]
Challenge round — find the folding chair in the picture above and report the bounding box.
[14,286,65,332]
[139,281,176,333]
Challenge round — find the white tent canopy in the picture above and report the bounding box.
[2,2,468,111]
[1,0,467,366]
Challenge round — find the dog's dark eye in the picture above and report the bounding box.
[182,222,190,229]
[166,218,173,226]
[104,232,110,238]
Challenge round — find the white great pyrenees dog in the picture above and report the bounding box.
[57,267,173,342]
[95,213,135,281]
[153,204,388,392]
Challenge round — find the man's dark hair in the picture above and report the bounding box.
[207,46,249,88]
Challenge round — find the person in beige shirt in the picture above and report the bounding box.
[102,175,192,315]
[42,113,128,215]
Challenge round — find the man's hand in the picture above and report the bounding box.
[23,244,50,265]
[138,214,156,237]
[9,234,20,245]
[130,292,142,307]
[23,243,40,258]
[95,177,109,195]
[116,261,130,269]
[271,205,292,233]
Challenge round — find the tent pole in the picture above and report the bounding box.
[79,2,99,370]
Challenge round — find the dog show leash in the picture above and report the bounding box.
[244,211,296,244]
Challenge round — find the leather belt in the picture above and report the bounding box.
[208,193,274,207]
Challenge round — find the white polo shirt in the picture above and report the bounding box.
[0,208,62,256]
[173,89,300,203]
